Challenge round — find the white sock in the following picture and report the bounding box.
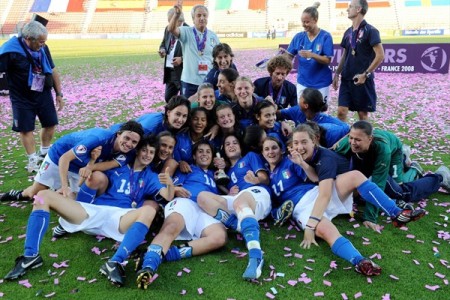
[40,146,50,155]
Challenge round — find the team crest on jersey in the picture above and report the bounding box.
[116,154,126,162]
[238,161,246,168]
[139,178,144,188]
[282,170,291,179]
[316,44,321,52]
[75,145,87,154]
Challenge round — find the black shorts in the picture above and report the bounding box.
[11,96,58,132]
[338,78,377,112]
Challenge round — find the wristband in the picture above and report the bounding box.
[305,224,316,231]
[309,216,321,222]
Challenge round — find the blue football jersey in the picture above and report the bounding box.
[93,164,164,208]
[173,165,218,202]
[48,128,131,173]
[268,156,315,207]
[227,152,271,194]
[110,112,166,135]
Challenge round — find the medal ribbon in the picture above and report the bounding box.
[193,28,208,54]
[268,79,284,106]
[350,22,365,55]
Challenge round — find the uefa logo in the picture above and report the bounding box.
[420,47,448,72]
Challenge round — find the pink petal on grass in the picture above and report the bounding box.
[390,275,399,280]
[425,285,440,291]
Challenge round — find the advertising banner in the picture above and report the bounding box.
[280,43,450,74]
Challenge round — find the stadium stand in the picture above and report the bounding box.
[0,0,448,36]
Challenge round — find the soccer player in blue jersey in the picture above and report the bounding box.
[285,2,333,105]
[1,120,144,201]
[4,135,174,284]
[215,68,239,103]
[150,131,178,176]
[262,129,425,277]
[232,76,263,128]
[136,141,227,289]
[254,100,291,148]
[197,134,271,281]
[173,107,209,172]
[109,95,190,135]
[278,88,349,147]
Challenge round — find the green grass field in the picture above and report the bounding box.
[0,36,449,299]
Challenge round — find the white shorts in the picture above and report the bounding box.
[35,155,80,193]
[293,183,353,230]
[164,197,222,241]
[296,83,330,104]
[59,202,134,242]
[222,186,272,220]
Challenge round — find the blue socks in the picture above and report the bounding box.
[165,244,193,262]
[142,244,163,272]
[110,222,148,263]
[240,217,262,259]
[24,210,50,257]
[76,183,97,203]
[357,180,402,217]
[331,236,364,266]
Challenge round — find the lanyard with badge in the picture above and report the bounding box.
[269,79,286,107]
[193,28,209,75]
[18,38,46,92]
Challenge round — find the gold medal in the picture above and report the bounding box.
[351,49,356,56]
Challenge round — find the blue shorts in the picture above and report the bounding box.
[338,79,377,112]
[181,81,199,99]
[12,96,58,132]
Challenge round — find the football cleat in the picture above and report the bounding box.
[355,258,382,276]
[136,267,155,290]
[392,208,426,228]
[394,199,414,211]
[273,200,294,226]
[99,261,125,287]
[52,225,68,239]
[0,190,30,202]
[242,257,264,281]
[4,255,43,280]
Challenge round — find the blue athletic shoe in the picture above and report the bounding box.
[242,257,264,281]
[224,214,238,230]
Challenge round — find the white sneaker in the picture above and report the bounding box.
[27,157,41,173]
[436,166,450,192]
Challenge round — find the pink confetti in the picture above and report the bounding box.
[353,224,360,228]
[382,294,390,300]
[183,267,191,273]
[294,253,303,259]
[435,272,445,279]
[265,292,275,299]
[406,234,415,239]
[314,292,324,297]
[346,231,354,236]
[284,247,291,251]
[367,277,372,284]
[425,285,440,291]
[413,259,420,265]
[354,291,362,298]
[54,278,59,285]
[177,271,182,277]
[287,280,297,286]
[330,261,337,269]
[77,277,86,281]
[49,253,58,258]
[323,280,331,286]
[402,250,411,254]
[389,275,399,280]
[428,263,435,269]
[341,293,348,300]
[44,292,56,298]
[180,290,186,295]
[197,288,203,295]
[88,279,97,283]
